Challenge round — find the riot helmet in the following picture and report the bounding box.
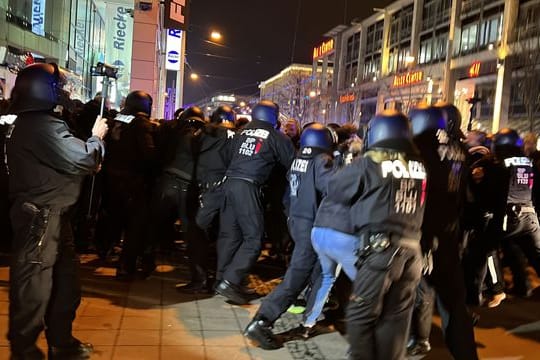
[210,105,236,128]
[299,123,334,151]
[409,104,446,136]
[9,62,68,114]
[123,90,153,117]
[493,128,523,149]
[178,106,206,125]
[434,102,464,139]
[251,100,279,127]
[365,110,414,152]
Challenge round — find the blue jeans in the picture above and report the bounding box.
[304,226,360,327]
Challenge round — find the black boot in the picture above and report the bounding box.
[10,345,45,360]
[48,339,93,359]
[244,318,282,350]
[215,279,249,305]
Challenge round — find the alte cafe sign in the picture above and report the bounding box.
[392,70,424,88]
[313,39,334,59]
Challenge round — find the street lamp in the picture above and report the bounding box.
[190,73,199,80]
[210,31,222,41]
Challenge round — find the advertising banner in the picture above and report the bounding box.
[105,2,134,105]
[31,0,46,36]
[166,29,183,71]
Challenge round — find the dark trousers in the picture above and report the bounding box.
[427,231,479,360]
[410,277,435,342]
[347,244,422,360]
[151,174,207,282]
[463,228,505,305]
[502,212,540,295]
[9,202,81,353]
[217,179,264,285]
[257,217,321,323]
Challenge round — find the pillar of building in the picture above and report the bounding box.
[443,0,462,104]
[492,0,520,132]
[130,0,162,117]
[410,0,424,61]
[381,13,392,77]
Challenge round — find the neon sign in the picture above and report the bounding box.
[339,93,355,103]
[392,71,424,87]
[469,61,481,78]
[313,39,334,59]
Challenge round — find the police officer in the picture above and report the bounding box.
[209,105,236,129]
[6,63,108,359]
[244,123,335,349]
[100,91,158,279]
[326,110,426,360]
[151,106,207,286]
[215,100,295,304]
[462,132,506,307]
[494,129,540,297]
[409,103,479,359]
[176,106,236,292]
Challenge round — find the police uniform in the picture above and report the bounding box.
[244,123,335,349]
[6,63,102,359]
[101,91,157,278]
[340,153,426,359]
[216,101,295,304]
[410,104,478,360]
[494,130,540,297]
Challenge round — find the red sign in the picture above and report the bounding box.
[339,93,355,103]
[392,71,424,87]
[313,39,334,59]
[469,61,481,78]
[164,0,190,30]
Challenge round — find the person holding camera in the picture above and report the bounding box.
[6,63,108,359]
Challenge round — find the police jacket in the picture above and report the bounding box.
[196,123,235,185]
[288,148,335,222]
[498,150,534,207]
[6,111,104,208]
[162,121,205,182]
[225,119,295,184]
[413,131,468,235]
[468,154,508,237]
[323,151,426,240]
[104,113,157,183]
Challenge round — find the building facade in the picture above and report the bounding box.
[0,0,175,118]
[259,64,316,124]
[308,0,540,134]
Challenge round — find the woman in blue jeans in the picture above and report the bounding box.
[304,226,361,328]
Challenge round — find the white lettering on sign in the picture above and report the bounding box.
[32,0,46,36]
[394,179,418,214]
[516,167,530,185]
[381,160,426,180]
[170,0,186,24]
[291,159,309,173]
[504,157,532,168]
[239,137,256,156]
[240,129,270,139]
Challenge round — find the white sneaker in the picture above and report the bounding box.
[487,292,506,308]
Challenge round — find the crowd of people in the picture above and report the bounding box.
[1,62,540,360]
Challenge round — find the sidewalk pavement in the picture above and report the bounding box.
[0,253,539,359]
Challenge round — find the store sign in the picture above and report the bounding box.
[469,61,481,78]
[31,0,46,36]
[166,29,183,71]
[105,4,133,104]
[164,0,190,30]
[339,93,355,103]
[392,70,424,88]
[313,39,334,59]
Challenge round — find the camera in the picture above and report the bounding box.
[90,62,118,79]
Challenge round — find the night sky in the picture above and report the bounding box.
[183,0,394,105]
